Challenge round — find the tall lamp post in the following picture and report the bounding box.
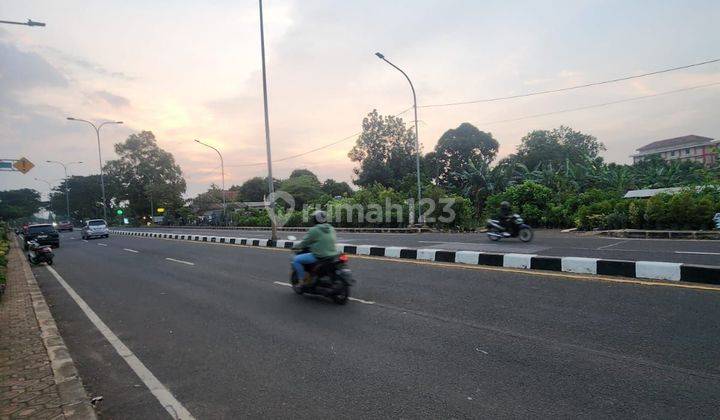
[194,139,226,223]
[67,118,122,220]
[258,0,277,241]
[374,52,423,224]
[46,160,82,221]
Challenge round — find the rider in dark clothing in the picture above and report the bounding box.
[498,201,514,235]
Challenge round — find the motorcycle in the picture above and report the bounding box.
[27,240,55,265]
[486,214,534,242]
[289,248,353,304]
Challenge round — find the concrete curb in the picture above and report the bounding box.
[14,236,97,420]
[112,225,433,233]
[111,230,720,286]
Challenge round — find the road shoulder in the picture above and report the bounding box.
[0,236,96,419]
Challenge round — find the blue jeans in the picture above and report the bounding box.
[292,253,317,280]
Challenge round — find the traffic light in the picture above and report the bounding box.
[116,209,124,215]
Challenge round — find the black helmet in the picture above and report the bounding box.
[500,201,510,210]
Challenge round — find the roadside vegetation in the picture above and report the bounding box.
[1,111,719,230]
[0,222,9,294]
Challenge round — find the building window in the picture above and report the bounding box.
[670,150,675,157]
[685,148,690,155]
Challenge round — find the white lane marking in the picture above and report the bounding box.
[675,251,720,256]
[82,240,88,243]
[272,281,375,304]
[98,243,108,247]
[597,240,630,250]
[123,248,139,253]
[165,257,195,266]
[45,266,195,420]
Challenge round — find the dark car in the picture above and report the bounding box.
[57,221,74,232]
[23,224,60,250]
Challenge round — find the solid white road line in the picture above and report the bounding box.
[675,251,720,256]
[98,243,108,247]
[271,281,375,304]
[165,257,195,266]
[123,248,139,253]
[45,266,195,420]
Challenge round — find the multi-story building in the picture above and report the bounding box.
[631,135,718,166]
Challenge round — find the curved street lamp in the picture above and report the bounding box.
[375,52,423,224]
[67,117,122,220]
[46,160,83,221]
[194,139,226,223]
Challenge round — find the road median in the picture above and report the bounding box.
[110,230,720,286]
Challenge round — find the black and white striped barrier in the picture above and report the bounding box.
[110,230,720,285]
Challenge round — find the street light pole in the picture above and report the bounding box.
[375,52,423,225]
[46,160,82,221]
[67,118,123,221]
[0,19,46,27]
[258,0,277,241]
[194,139,226,223]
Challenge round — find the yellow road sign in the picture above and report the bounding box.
[157,207,165,213]
[13,157,34,174]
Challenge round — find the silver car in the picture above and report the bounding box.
[81,219,109,239]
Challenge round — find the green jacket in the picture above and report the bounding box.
[297,223,337,258]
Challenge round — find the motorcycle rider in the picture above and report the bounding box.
[292,210,338,285]
[498,201,514,236]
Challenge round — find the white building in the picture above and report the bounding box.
[631,135,718,166]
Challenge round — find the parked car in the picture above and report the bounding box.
[57,221,74,232]
[23,224,60,250]
[81,219,109,239]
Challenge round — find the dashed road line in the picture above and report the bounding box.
[45,266,195,419]
[123,248,139,253]
[165,257,195,266]
[597,240,630,250]
[98,243,108,247]
[675,251,720,256]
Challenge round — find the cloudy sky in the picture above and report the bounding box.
[1,0,719,198]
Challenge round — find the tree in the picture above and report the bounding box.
[48,175,103,221]
[321,179,353,197]
[279,175,323,209]
[348,109,417,190]
[191,184,223,213]
[432,123,499,190]
[104,131,186,219]
[505,126,605,170]
[289,169,319,183]
[0,189,42,221]
[230,176,280,202]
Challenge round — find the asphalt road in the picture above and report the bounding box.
[121,227,720,265]
[32,231,720,419]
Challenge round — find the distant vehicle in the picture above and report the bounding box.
[714,213,720,230]
[81,219,109,239]
[57,221,74,232]
[23,224,60,250]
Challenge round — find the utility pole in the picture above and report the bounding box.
[46,160,82,221]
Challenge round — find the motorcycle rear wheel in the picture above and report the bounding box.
[331,280,349,305]
[46,259,53,266]
[519,227,534,242]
